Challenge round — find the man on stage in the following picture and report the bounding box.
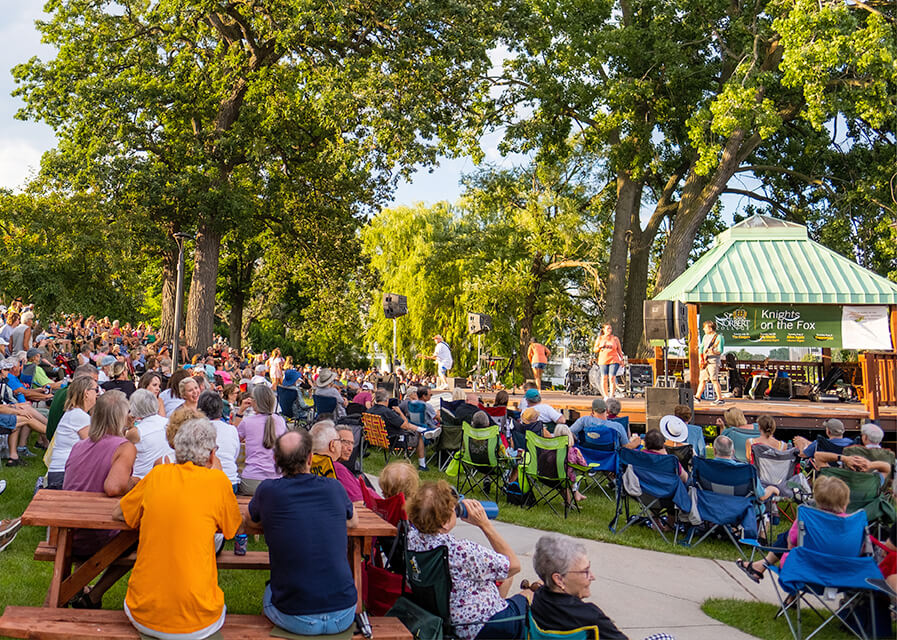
[695,320,725,405]
[422,334,453,390]
[526,338,551,391]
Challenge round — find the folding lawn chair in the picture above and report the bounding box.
[312,394,338,420]
[720,425,761,463]
[686,456,765,558]
[361,412,413,468]
[664,443,694,474]
[520,431,581,518]
[751,444,808,525]
[455,422,505,502]
[753,506,886,640]
[576,426,622,500]
[527,611,598,640]
[309,452,336,479]
[407,400,429,428]
[432,399,465,470]
[609,447,692,544]
[360,480,408,615]
[818,467,896,539]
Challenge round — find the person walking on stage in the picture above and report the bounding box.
[695,320,725,405]
[592,324,624,400]
[527,338,551,391]
[422,335,453,390]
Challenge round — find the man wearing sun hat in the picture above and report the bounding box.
[315,368,348,420]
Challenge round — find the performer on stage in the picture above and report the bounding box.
[695,320,725,405]
[526,338,551,391]
[592,324,624,400]
[421,335,453,390]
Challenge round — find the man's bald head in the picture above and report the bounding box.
[274,429,312,476]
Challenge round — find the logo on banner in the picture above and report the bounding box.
[714,308,749,332]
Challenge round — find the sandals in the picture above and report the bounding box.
[68,587,101,609]
[736,559,764,583]
[520,579,543,593]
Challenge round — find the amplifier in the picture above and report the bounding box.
[645,386,694,432]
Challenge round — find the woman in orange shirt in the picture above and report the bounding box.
[592,324,624,400]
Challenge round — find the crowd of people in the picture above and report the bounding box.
[0,300,894,639]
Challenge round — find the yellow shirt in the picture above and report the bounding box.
[120,462,242,634]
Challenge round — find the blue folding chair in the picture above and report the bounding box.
[577,426,623,500]
[609,447,691,544]
[758,506,887,640]
[312,394,338,419]
[407,400,429,428]
[720,425,761,463]
[687,457,764,558]
[276,386,298,420]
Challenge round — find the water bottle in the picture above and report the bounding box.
[234,533,248,556]
[455,498,499,520]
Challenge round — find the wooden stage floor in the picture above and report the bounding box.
[480,389,897,433]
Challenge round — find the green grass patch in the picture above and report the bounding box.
[701,597,887,640]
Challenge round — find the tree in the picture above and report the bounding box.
[491,0,897,354]
[14,0,505,351]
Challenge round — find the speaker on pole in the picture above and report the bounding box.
[467,313,492,335]
[643,300,688,341]
[383,293,408,319]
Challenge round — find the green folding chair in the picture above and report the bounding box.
[455,422,505,502]
[527,611,597,640]
[819,466,896,538]
[521,431,581,518]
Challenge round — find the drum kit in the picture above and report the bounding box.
[565,353,601,395]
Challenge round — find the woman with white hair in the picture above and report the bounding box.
[115,418,242,639]
[530,535,630,639]
[129,389,173,479]
[237,384,286,495]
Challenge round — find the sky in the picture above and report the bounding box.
[0,5,761,216]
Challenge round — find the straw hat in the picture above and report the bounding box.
[659,415,688,443]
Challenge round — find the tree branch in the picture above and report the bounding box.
[723,188,792,217]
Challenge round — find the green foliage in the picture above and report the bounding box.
[702,598,864,640]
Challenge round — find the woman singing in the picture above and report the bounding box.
[592,324,624,400]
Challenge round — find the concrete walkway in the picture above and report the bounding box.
[453,518,778,640]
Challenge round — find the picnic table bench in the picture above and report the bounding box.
[21,490,396,611]
[0,607,412,639]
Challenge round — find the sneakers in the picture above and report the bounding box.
[713,399,725,405]
[423,427,442,441]
[418,464,430,472]
[17,447,37,459]
[0,517,22,553]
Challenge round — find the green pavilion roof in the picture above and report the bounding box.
[655,214,897,305]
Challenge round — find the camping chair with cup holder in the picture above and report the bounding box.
[751,444,809,526]
[454,422,505,503]
[359,480,408,616]
[576,425,623,501]
[686,456,766,558]
[818,466,896,540]
[720,425,762,463]
[609,447,692,544]
[312,394,339,421]
[663,443,694,475]
[520,431,581,518]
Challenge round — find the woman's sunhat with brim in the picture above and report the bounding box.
[316,368,336,387]
[283,369,301,387]
[659,415,688,443]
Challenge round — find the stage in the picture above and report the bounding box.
[476,389,897,434]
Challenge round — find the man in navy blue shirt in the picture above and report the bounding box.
[248,429,358,636]
[792,418,854,459]
[569,398,640,449]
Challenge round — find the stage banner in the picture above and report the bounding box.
[841,305,892,350]
[702,304,841,347]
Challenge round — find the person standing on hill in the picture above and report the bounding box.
[527,339,551,391]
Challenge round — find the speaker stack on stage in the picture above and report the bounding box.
[643,299,691,431]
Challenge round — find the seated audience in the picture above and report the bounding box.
[179,376,201,412]
[115,418,242,639]
[530,534,628,639]
[249,430,358,636]
[816,422,893,480]
[159,369,190,416]
[366,388,429,471]
[310,420,363,504]
[793,418,853,459]
[137,371,166,417]
[671,404,706,457]
[314,368,348,420]
[714,407,754,431]
[712,435,779,502]
[128,389,173,479]
[570,398,639,449]
[101,361,137,398]
[197,390,241,493]
[521,389,566,425]
[46,376,97,488]
[237,384,286,495]
[406,480,524,639]
[552,424,588,502]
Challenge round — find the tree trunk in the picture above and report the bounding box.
[186,219,222,353]
[605,174,641,335]
[623,226,652,357]
[158,247,178,343]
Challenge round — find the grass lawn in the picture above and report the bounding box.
[702,597,891,640]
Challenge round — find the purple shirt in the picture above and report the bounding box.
[237,413,287,480]
[334,459,362,502]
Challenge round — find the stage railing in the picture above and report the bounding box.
[860,351,897,420]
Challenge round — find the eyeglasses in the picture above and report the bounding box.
[88,387,99,392]
[564,565,592,577]
[339,439,355,446]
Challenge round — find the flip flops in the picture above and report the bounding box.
[736,558,764,583]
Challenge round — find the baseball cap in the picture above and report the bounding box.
[26,348,41,359]
[591,397,607,412]
[821,418,845,434]
[0,358,15,370]
[524,388,541,402]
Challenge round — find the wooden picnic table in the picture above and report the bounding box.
[21,489,396,611]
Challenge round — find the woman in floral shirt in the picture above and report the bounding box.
[406,481,525,639]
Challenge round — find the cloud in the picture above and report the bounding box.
[0,138,44,192]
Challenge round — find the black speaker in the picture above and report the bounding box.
[467,312,492,335]
[645,386,694,432]
[383,293,407,319]
[643,300,688,341]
